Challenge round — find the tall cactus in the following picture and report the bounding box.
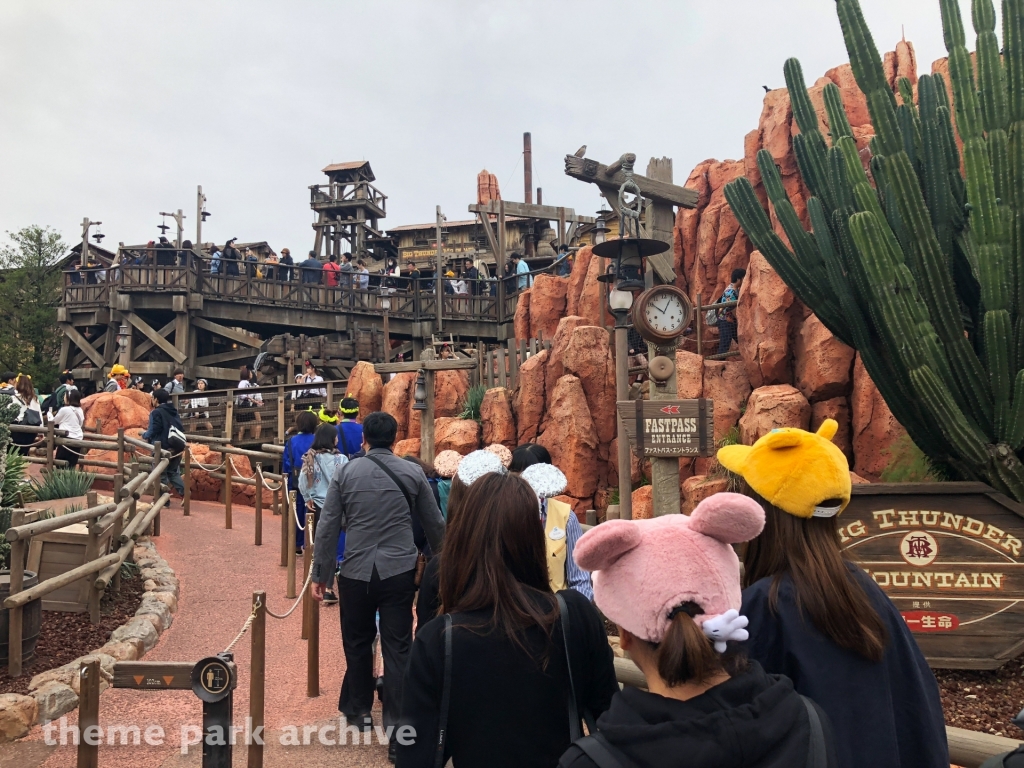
[724,0,1024,500]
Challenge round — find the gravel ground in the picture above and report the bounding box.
[0,572,144,696]
[936,659,1024,737]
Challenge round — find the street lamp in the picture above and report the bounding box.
[380,287,392,363]
[593,215,608,245]
[412,370,427,411]
[116,324,130,367]
[607,287,634,521]
[608,288,633,326]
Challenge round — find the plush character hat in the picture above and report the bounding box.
[433,450,462,479]
[575,493,765,648]
[716,419,852,519]
[109,364,129,377]
[520,463,567,498]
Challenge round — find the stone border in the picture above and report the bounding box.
[0,535,178,742]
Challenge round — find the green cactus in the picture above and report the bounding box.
[724,0,1024,501]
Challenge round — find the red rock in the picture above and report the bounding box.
[674,160,715,294]
[514,289,532,340]
[81,391,152,436]
[793,314,855,401]
[544,316,588,418]
[434,417,479,455]
[682,475,729,515]
[477,169,501,204]
[676,350,704,399]
[850,471,871,484]
[739,384,811,444]
[631,485,653,520]
[737,250,795,387]
[811,397,852,460]
[344,361,383,418]
[553,494,592,522]
[480,387,517,448]
[851,354,906,478]
[566,245,594,317]
[434,370,470,419]
[576,247,613,329]
[529,274,569,342]
[381,372,416,442]
[85,427,147,477]
[702,360,752,442]
[394,438,421,457]
[689,161,752,310]
[606,437,642,488]
[185,444,272,506]
[538,375,599,499]
[513,348,547,443]
[561,326,617,444]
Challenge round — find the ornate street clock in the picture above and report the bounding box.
[631,285,693,345]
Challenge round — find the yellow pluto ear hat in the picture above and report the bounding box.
[716,419,851,519]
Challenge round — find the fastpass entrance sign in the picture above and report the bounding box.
[841,482,1024,670]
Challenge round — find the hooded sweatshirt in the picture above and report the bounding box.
[559,661,839,768]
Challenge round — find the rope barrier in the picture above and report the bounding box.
[265,566,314,620]
[222,594,262,654]
[255,463,285,492]
[186,444,227,472]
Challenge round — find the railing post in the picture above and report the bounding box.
[276,385,286,444]
[225,396,234,443]
[151,442,162,537]
[498,347,507,389]
[507,338,518,389]
[301,513,313,641]
[248,590,266,768]
[7,509,25,677]
[114,428,124,501]
[326,382,334,411]
[224,452,233,530]
[286,491,297,599]
[78,659,101,768]
[306,514,319,698]
[85,490,101,624]
[279,485,288,567]
[254,470,263,547]
[183,445,191,517]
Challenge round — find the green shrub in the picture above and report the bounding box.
[880,434,944,483]
[30,468,96,501]
[459,385,487,421]
[1,447,33,506]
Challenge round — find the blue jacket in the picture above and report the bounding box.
[741,565,948,768]
[283,432,315,490]
[337,420,363,456]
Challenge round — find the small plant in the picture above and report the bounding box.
[1,447,33,506]
[119,560,140,581]
[880,434,944,483]
[607,486,619,507]
[459,385,487,421]
[30,468,96,501]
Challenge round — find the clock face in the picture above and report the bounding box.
[642,291,686,335]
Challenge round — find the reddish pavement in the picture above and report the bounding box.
[3,497,391,767]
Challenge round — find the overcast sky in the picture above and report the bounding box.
[0,0,986,255]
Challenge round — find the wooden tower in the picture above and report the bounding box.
[310,162,396,262]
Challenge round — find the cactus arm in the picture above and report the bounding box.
[909,365,990,466]
[985,309,1014,439]
[823,83,854,141]
[1007,368,1024,449]
[973,0,1009,132]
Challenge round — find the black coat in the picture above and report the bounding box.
[398,588,617,768]
[741,566,949,768]
[143,402,183,453]
[560,662,839,768]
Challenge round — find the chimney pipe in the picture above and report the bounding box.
[524,132,533,205]
[536,187,542,206]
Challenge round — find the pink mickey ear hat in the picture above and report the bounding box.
[574,493,765,644]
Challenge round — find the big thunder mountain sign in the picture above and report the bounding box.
[842,482,1024,670]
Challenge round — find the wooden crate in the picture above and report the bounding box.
[26,521,115,613]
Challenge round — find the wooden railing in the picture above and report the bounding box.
[694,292,741,360]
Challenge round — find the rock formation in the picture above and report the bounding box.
[344,361,383,418]
[81,390,152,435]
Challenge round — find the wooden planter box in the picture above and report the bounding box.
[843,482,1024,670]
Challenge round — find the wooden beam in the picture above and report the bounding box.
[196,348,255,366]
[469,201,595,223]
[475,211,500,259]
[373,359,478,374]
[193,364,248,381]
[564,154,699,209]
[60,324,106,368]
[126,314,187,364]
[70,333,109,369]
[192,317,264,348]
[132,319,176,360]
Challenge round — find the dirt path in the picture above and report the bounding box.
[2,497,390,767]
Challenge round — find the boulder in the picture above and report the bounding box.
[739,384,811,444]
[676,350,704,399]
[674,159,716,293]
[111,616,160,653]
[737,250,795,388]
[96,640,143,662]
[513,349,548,443]
[434,370,470,419]
[84,427,147,478]
[394,438,421,457]
[344,361,383,418]
[850,471,871,484]
[137,595,173,630]
[702,360,752,442]
[32,682,78,724]
[682,476,729,515]
[480,388,517,448]
[566,245,594,317]
[81,390,152,436]
[538,375,600,499]
[576,248,613,329]
[562,326,617,444]
[381,372,417,442]
[0,694,37,743]
[514,289,532,340]
[851,354,906,478]
[529,274,569,342]
[544,316,589,418]
[144,591,178,613]
[434,418,479,455]
[687,160,752,307]
[187,449,271,507]
[793,314,855,401]
[631,485,653,520]
[811,397,853,460]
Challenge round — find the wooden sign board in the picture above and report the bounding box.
[113,661,194,690]
[616,399,715,458]
[842,482,1024,670]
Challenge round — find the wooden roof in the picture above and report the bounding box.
[321,161,375,182]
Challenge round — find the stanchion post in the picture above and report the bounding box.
[114,428,125,501]
[77,659,101,768]
[248,591,266,768]
[286,492,297,599]
[85,492,100,624]
[224,453,233,530]
[183,446,191,516]
[151,442,162,537]
[301,513,313,641]
[45,420,55,472]
[279,487,287,567]
[307,516,319,698]
[7,509,25,678]
[254,469,263,546]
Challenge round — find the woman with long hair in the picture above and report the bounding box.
[398,471,617,768]
[299,423,348,606]
[719,420,948,768]
[562,494,839,768]
[10,374,42,454]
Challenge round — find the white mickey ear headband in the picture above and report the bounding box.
[456,450,506,486]
[520,463,567,499]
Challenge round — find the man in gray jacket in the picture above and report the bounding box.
[312,411,444,741]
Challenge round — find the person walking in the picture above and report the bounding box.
[713,268,745,355]
[164,368,186,395]
[283,410,318,550]
[337,396,363,458]
[235,366,263,442]
[398,471,617,768]
[556,244,572,276]
[717,420,949,768]
[188,378,212,432]
[298,423,348,605]
[561,493,838,768]
[142,388,185,497]
[51,389,86,469]
[311,411,445,750]
[278,248,294,282]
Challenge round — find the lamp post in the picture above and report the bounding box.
[608,288,634,520]
[380,289,392,363]
[196,186,211,251]
[116,324,131,368]
[79,218,102,268]
[593,214,608,245]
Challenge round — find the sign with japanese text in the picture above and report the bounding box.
[616,399,715,458]
[841,483,1024,670]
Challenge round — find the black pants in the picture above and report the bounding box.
[337,565,416,729]
[55,445,79,469]
[718,319,738,354]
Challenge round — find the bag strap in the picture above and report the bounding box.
[556,593,583,743]
[566,733,638,768]
[800,695,827,768]
[366,455,414,514]
[339,425,351,456]
[433,614,453,768]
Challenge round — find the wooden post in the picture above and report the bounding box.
[7,509,25,677]
[279,487,288,567]
[507,338,518,389]
[77,659,101,768]
[326,381,334,410]
[84,491,101,624]
[497,347,507,389]
[248,591,266,768]
[224,453,233,530]
[420,369,436,466]
[497,200,507,323]
[151,443,162,537]
[519,339,528,370]
[286,491,297,599]
[486,351,495,388]
[276,385,286,443]
[614,323,633,520]
[225,397,234,443]
[254,471,263,546]
[476,341,484,387]
[306,515,319,698]
[182,446,191,516]
[301,513,313,640]
[586,509,597,526]
[114,428,124,502]
[44,420,55,472]
[436,205,445,333]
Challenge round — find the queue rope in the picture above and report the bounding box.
[222,595,262,654]
[265,499,314,621]
[186,444,227,472]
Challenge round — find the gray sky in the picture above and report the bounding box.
[0,0,984,255]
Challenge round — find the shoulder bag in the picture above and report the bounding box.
[366,455,427,585]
